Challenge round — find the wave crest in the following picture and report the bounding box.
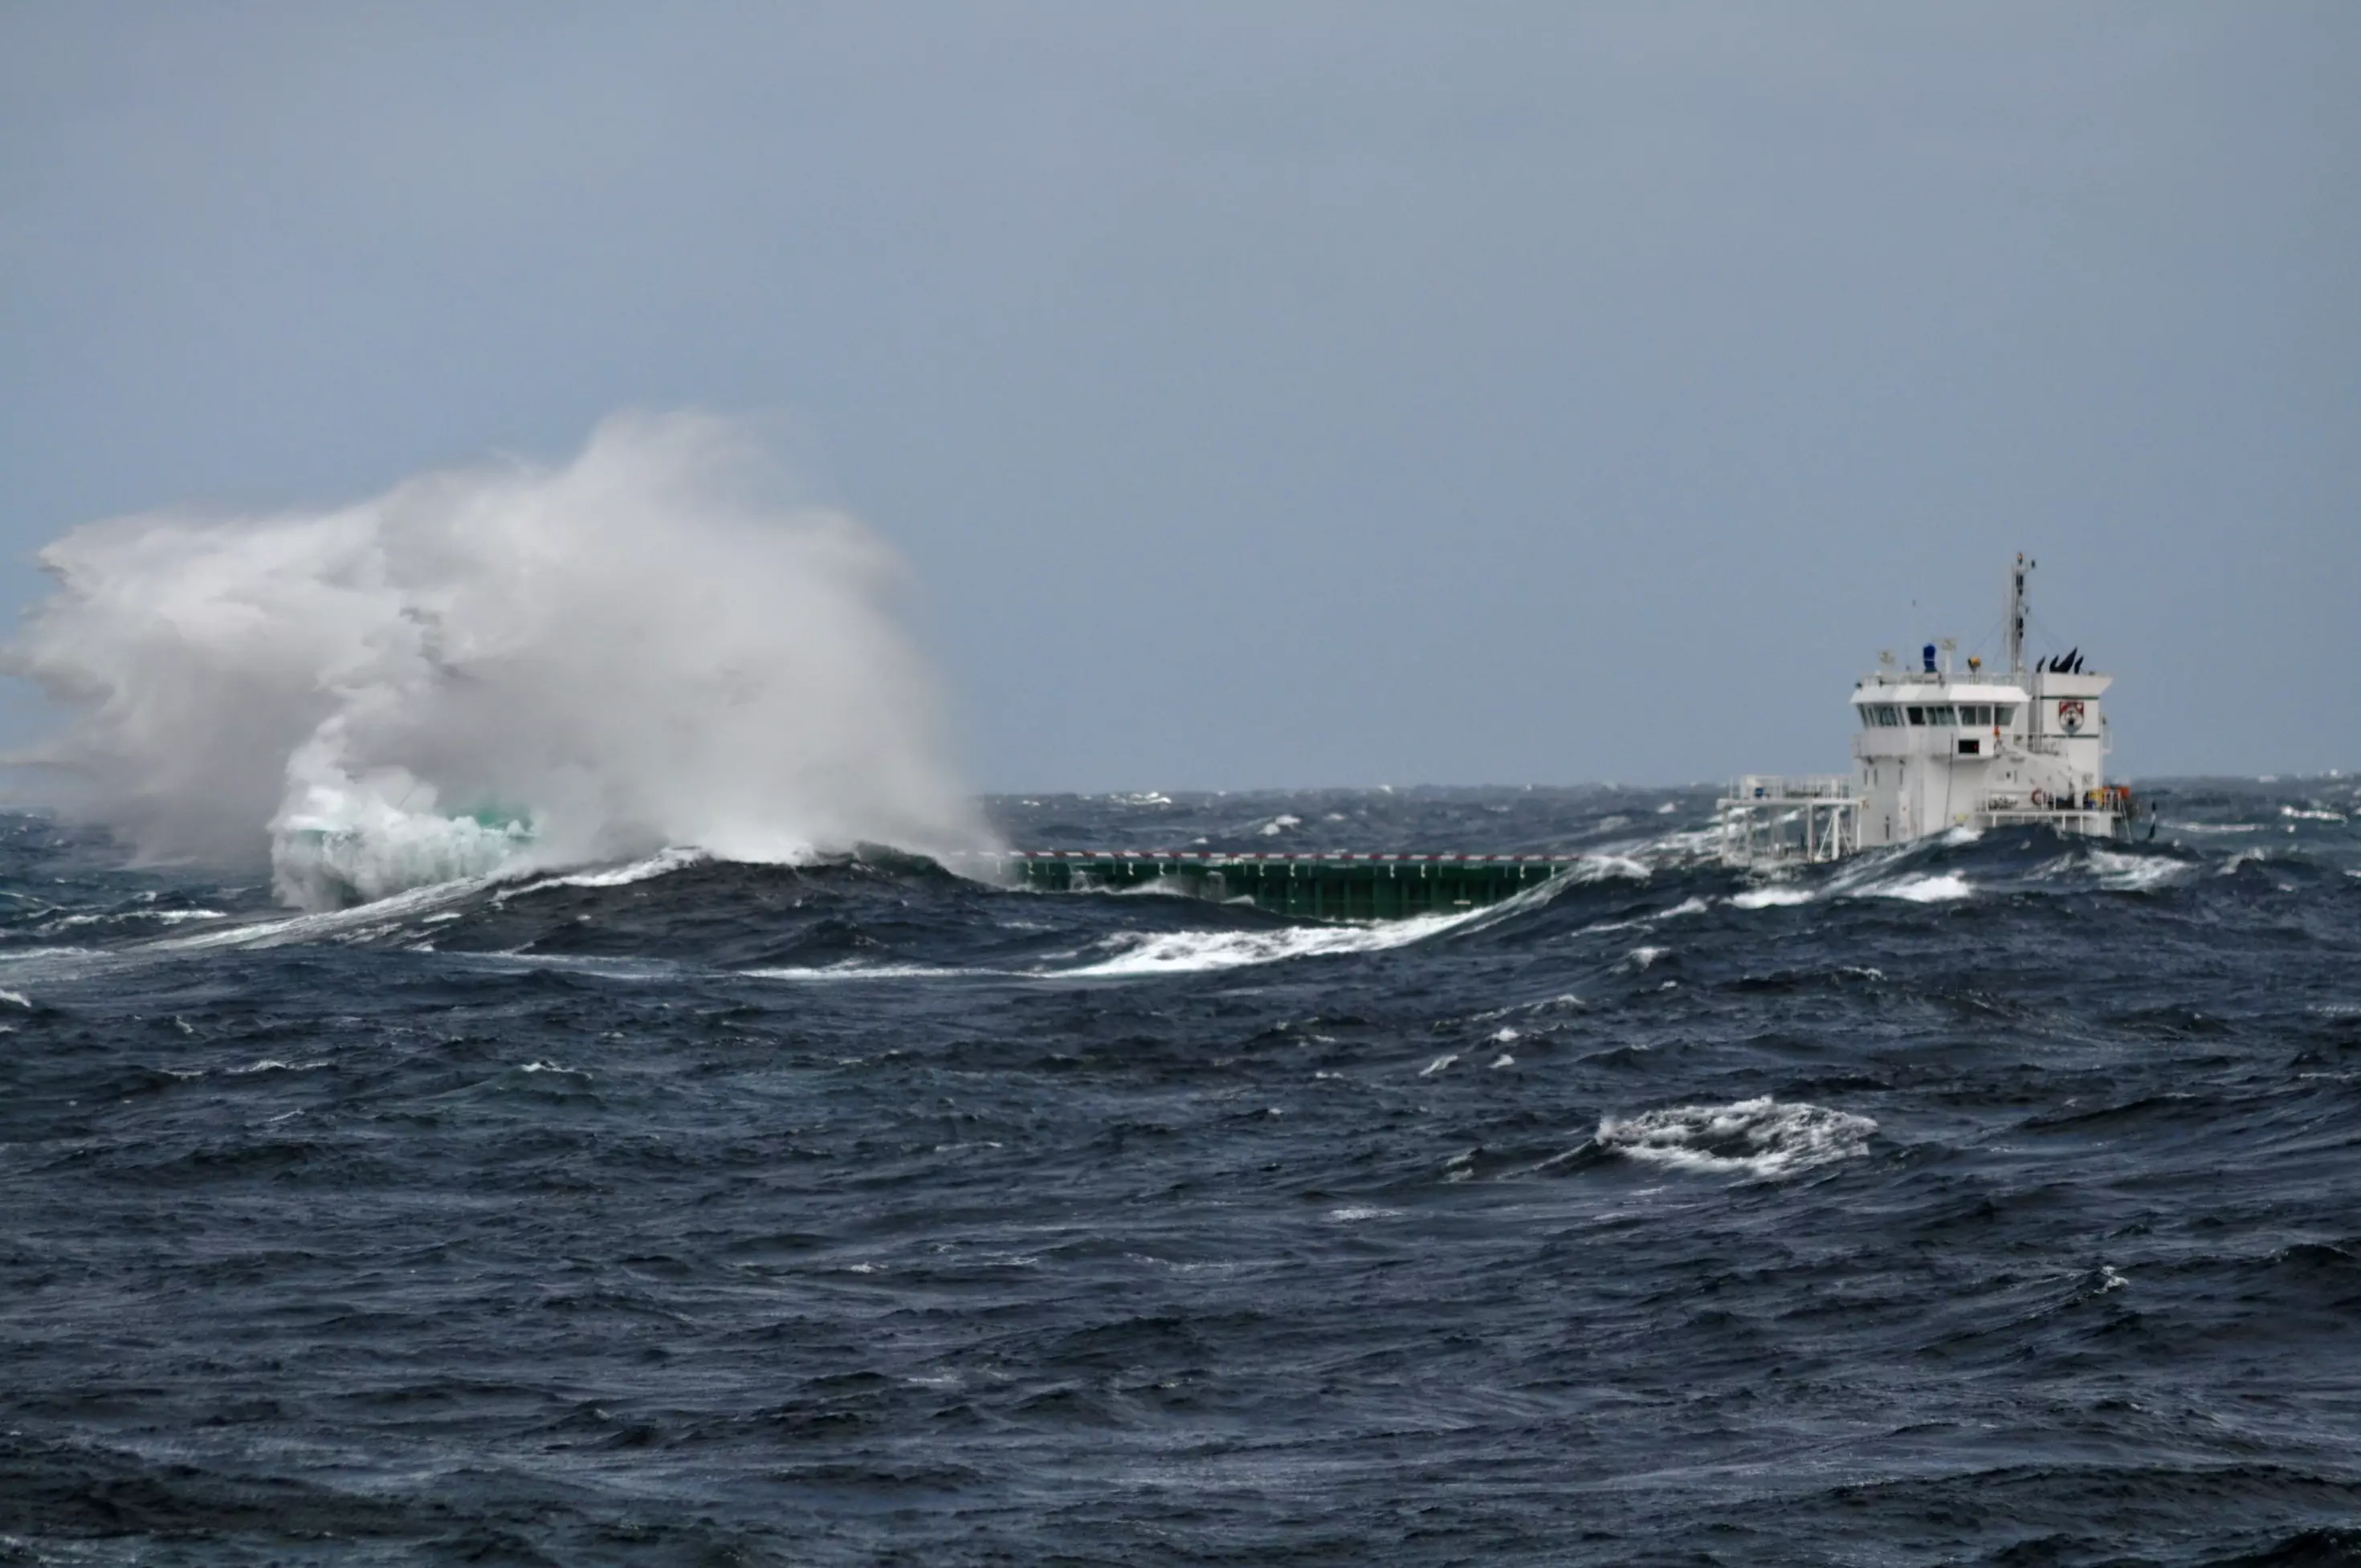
[1596,1097,1875,1179]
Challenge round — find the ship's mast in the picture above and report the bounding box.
[2006,553,2033,675]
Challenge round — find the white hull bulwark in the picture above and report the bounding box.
[1721,555,2137,866]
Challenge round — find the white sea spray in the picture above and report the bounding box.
[5,413,993,908]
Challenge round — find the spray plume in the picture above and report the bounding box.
[5,412,994,907]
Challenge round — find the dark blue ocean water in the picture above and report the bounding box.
[2,779,2359,1566]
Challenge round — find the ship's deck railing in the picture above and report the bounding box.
[1716,780,1860,865]
[1981,808,2119,836]
[1726,774,1856,802]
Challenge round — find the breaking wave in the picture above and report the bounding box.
[1058,909,1468,977]
[1596,1097,1877,1179]
[4,412,991,908]
[1860,871,1973,902]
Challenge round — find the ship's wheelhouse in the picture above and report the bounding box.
[1720,555,2131,865]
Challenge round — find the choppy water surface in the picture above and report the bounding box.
[3,779,2359,1565]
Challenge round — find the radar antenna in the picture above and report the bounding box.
[2006,553,2035,675]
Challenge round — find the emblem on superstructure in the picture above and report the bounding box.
[1719,555,2139,865]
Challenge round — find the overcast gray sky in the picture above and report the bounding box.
[3,3,2355,790]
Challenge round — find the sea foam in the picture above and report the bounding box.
[1596,1097,1875,1179]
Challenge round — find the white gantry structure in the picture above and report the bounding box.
[1720,555,2137,865]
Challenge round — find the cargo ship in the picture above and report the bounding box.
[1717,554,2136,865]
[985,555,2136,912]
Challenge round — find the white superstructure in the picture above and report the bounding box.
[1721,556,2136,865]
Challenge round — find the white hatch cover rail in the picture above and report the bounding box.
[1716,776,1861,867]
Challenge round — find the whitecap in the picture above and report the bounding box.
[511,847,711,893]
[1731,886,1816,910]
[2088,850,2192,894]
[1055,907,1466,979]
[454,951,680,982]
[51,908,230,929]
[145,874,498,954]
[1861,873,1972,902]
[1572,912,1661,936]
[744,962,1006,982]
[1595,1097,1875,1179]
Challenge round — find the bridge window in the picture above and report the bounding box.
[1994,704,2016,726]
[1961,703,1989,726]
[1878,705,1902,727]
[1927,705,1956,725]
[1906,706,1925,725]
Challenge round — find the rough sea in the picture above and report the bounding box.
[2,777,2359,1566]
